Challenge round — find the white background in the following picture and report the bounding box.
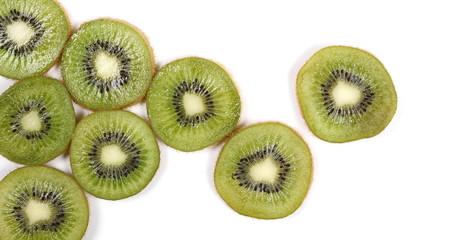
[1,0,470,239]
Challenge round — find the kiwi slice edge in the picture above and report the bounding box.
[0,76,76,165]
[297,45,397,143]
[214,121,313,219]
[146,56,241,152]
[0,0,71,80]
[70,110,160,200]
[61,18,155,111]
[0,165,89,240]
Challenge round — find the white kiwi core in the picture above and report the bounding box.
[101,145,127,166]
[6,21,35,46]
[20,111,42,132]
[94,51,121,80]
[183,93,206,116]
[331,80,363,107]
[24,199,52,224]
[249,156,279,184]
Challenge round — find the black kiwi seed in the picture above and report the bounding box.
[88,131,141,179]
[82,40,131,92]
[172,78,216,127]
[9,188,67,233]
[320,69,375,117]
[0,166,89,239]
[232,145,289,194]
[9,101,51,140]
[297,46,398,143]
[70,110,160,200]
[215,123,313,219]
[146,57,241,152]
[0,10,45,57]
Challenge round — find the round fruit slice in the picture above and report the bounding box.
[70,110,160,200]
[297,46,397,143]
[146,57,241,152]
[0,166,89,240]
[214,122,313,219]
[0,77,75,165]
[61,19,154,110]
[0,0,70,80]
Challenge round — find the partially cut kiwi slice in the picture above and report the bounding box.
[297,46,397,143]
[214,122,312,219]
[0,0,70,80]
[70,110,160,200]
[146,57,241,152]
[0,77,75,165]
[0,166,89,240]
[61,19,154,110]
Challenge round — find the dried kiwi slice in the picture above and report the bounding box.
[0,166,89,240]
[214,122,313,219]
[70,110,160,200]
[61,19,154,110]
[0,77,75,165]
[0,0,70,80]
[146,57,241,152]
[297,46,397,143]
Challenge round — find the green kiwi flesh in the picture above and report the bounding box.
[0,77,75,165]
[297,46,397,143]
[0,166,89,240]
[70,110,160,200]
[61,19,153,110]
[214,122,312,219]
[146,57,241,152]
[0,0,70,80]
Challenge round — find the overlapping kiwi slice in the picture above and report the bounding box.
[0,77,75,165]
[70,110,160,200]
[214,122,312,219]
[146,57,241,152]
[0,0,70,80]
[297,46,397,143]
[61,19,154,110]
[0,166,89,240]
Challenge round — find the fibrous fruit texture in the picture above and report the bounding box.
[297,46,397,143]
[146,57,241,152]
[61,19,154,110]
[0,0,70,79]
[70,110,160,200]
[214,122,313,219]
[0,77,75,165]
[0,166,89,240]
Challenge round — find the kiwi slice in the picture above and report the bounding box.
[146,57,241,152]
[0,0,70,80]
[297,46,397,143]
[0,77,75,165]
[0,166,89,240]
[70,110,160,200]
[61,19,154,110]
[214,122,312,219]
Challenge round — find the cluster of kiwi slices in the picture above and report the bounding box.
[0,0,397,239]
